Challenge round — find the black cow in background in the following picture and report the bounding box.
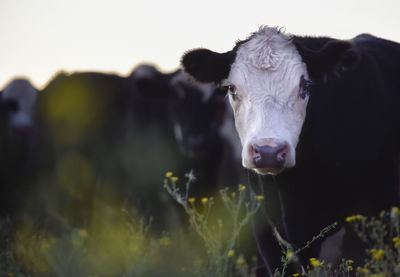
[133,65,242,196]
[31,69,182,231]
[181,27,400,275]
[0,78,38,218]
[23,64,238,233]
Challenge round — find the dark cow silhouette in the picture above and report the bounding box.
[133,65,237,196]
[28,65,236,232]
[181,27,400,275]
[33,70,184,230]
[0,78,38,217]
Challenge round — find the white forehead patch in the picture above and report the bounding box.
[240,27,293,70]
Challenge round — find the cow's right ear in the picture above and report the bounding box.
[181,48,236,83]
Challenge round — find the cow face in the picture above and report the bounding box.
[225,29,309,174]
[0,78,37,136]
[182,27,358,175]
[169,72,226,157]
[131,65,226,158]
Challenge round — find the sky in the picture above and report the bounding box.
[1,0,399,90]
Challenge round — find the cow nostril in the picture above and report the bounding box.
[250,144,262,161]
[277,151,287,163]
[277,143,289,163]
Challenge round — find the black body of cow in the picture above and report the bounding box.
[182,33,400,275]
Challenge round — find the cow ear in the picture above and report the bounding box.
[293,38,359,81]
[181,48,236,83]
[130,66,177,98]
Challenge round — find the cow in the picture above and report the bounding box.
[181,26,400,275]
[31,66,236,232]
[34,70,189,230]
[131,64,239,196]
[0,78,38,217]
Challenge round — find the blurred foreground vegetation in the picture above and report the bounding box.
[0,173,261,277]
[2,171,400,277]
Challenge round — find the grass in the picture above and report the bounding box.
[1,173,400,277]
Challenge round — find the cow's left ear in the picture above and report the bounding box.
[181,48,236,83]
[293,38,360,81]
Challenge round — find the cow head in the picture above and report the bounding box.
[0,78,37,136]
[182,26,358,175]
[130,65,226,158]
[169,72,226,157]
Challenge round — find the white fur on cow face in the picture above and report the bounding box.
[225,27,309,174]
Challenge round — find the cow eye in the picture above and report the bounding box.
[299,75,312,99]
[227,85,239,101]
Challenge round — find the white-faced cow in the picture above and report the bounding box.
[181,26,400,275]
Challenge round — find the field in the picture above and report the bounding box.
[1,169,400,277]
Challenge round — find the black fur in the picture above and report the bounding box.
[181,48,236,83]
[292,36,360,81]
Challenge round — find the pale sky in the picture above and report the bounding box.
[1,0,399,90]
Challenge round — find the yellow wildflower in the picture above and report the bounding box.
[236,257,245,265]
[347,259,354,264]
[392,206,400,214]
[345,214,364,222]
[256,195,265,200]
[227,249,235,257]
[286,249,294,259]
[369,249,384,260]
[309,258,324,267]
[393,237,400,247]
[356,267,369,273]
[347,266,353,271]
[201,197,208,204]
[292,274,300,277]
[188,197,196,203]
[171,176,178,181]
[159,236,172,246]
[239,184,246,191]
[165,171,173,178]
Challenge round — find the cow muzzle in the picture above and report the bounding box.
[247,138,289,175]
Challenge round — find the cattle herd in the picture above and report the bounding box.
[1,26,400,276]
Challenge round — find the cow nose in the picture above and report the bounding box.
[249,139,288,169]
